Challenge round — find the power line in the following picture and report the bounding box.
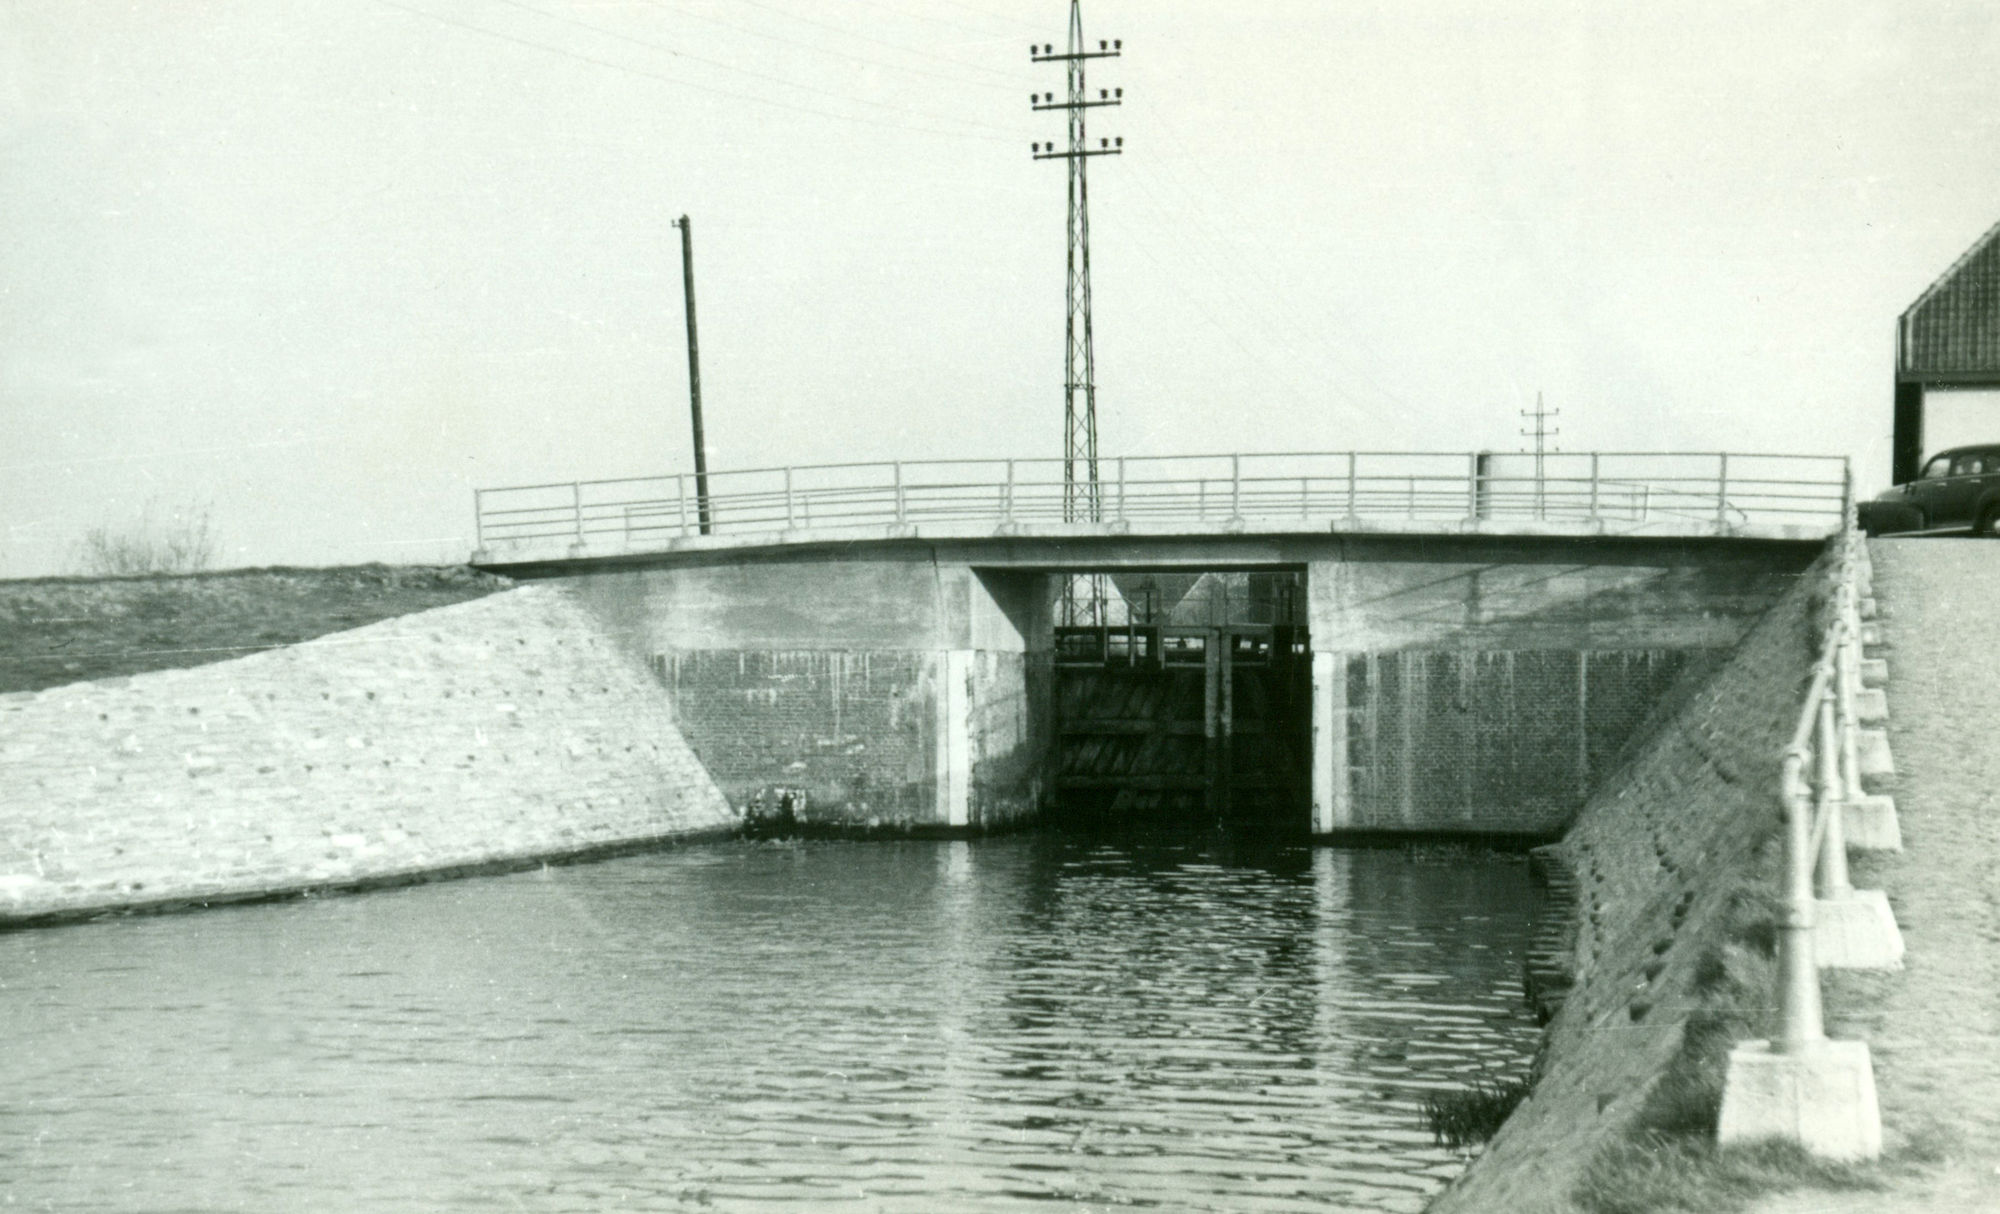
[632,0,1024,95]
[730,0,1025,84]
[485,0,1019,135]
[1117,98,1417,424]
[371,0,1015,145]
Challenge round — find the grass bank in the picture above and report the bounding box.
[0,565,509,694]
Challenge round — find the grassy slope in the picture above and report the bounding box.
[0,565,511,695]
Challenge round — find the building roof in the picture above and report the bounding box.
[1901,217,2000,383]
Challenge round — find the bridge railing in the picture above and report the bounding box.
[473,450,1851,551]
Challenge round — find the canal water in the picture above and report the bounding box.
[2,837,1545,1212]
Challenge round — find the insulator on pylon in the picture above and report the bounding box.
[1114,88,1123,97]
[1098,40,1107,50]
[1115,137,1123,147]
[1114,40,1122,49]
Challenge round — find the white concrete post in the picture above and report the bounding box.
[572,481,584,544]
[1002,459,1015,522]
[473,488,486,551]
[1588,453,1600,520]
[677,474,689,536]
[1231,454,1242,520]
[784,466,796,531]
[1347,452,1358,518]
[1310,651,1349,834]
[894,461,906,523]
[937,650,972,828]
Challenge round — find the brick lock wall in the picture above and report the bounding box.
[0,584,735,923]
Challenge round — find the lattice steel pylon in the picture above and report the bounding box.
[1032,2,1122,625]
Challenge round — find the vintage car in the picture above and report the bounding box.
[1860,444,2000,536]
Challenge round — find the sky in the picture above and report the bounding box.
[6,0,2000,576]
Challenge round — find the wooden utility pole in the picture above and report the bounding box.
[674,214,712,535]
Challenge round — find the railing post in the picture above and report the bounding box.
[677,474,689,536]
[1231,454,1242,519]
[784,466,796,531]
[572,481,584,545]
[1407,475,1416,516]
[1588,453,1600,520]
[894,461,906,524]
[1816,694,1852,899]
[1347,452,1358,517]
[1301,476,1310,518]
[1837,592,1865,802]
[1716,452,1731,530]
[1118,456,1127,521]
[1777,749,1824,1052]
[1003,459,1015,522]
[1466,452,1479,520]
[473,489,485,550]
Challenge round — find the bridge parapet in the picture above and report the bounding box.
[473,450,1849,567]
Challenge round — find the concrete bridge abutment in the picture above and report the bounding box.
[534,531,1819,839]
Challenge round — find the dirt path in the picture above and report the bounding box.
[1752,537,2000,1214]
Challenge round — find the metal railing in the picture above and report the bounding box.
[473,450,1851,552]
[1768,506,1872,1053]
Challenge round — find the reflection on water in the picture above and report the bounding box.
[0,837,1543,1212]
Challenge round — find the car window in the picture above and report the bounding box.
[1954,455,1984,476]
[1922,455,1953,479]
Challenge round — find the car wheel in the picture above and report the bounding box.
[1980,503,2000,537]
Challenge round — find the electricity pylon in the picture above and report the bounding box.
[1032,2,1121,626]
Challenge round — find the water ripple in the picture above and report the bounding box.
[0,836,1543,1212]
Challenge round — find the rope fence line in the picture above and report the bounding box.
[472,451,1851,553]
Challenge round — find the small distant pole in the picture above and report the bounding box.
[674,214,712,535]
[1520,392,1560,519]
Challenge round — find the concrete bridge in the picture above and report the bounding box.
[472,450,1847,839]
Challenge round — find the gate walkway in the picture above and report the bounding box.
[1754,537,2000,1213]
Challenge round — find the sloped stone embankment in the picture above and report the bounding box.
[0,583,735,925]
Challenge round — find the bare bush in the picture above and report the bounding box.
[74,500,217,576]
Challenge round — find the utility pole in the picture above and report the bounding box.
[1032,1,1121,625]
[674,214,712,535]
[1519,391,1559,519]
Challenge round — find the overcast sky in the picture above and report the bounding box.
[6,1,2000,575]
